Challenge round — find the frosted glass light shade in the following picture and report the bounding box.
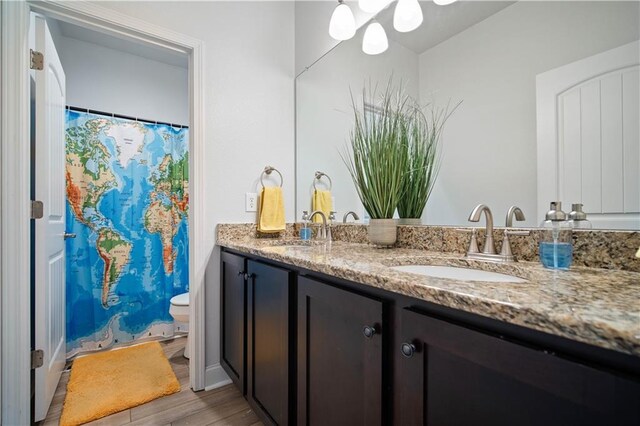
[329,1,356,41]
[362,22,388,55]
[393,0,423,33]
[433,0,457,5]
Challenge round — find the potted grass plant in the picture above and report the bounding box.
[342,82,409,247]
[397,102,459,224]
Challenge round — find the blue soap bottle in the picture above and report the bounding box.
[300,211,312,240]
[539,201,572,270]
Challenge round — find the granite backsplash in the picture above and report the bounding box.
[216,223,640,272]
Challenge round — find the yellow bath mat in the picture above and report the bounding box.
[60,341,180,426]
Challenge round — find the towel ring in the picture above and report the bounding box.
[313,171,332,191]
[260,166,283,188]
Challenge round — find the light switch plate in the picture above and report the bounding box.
[246,192,258,212]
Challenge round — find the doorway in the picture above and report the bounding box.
[1,2,206,424]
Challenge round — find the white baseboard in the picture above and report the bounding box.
[204,363,232,391]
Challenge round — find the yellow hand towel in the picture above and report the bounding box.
[312,190,333,223]
[258,186,286,233]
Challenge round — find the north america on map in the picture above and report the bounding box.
[65,110,189,357]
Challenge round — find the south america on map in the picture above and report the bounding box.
[65,110,189,357]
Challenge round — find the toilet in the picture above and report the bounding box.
[169,292,190,358]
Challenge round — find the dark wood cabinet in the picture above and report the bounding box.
[222,249,640,426]
[396,308,640,426]
[246,260,294,426]
[220,251,246,393]
[297,276,384,426]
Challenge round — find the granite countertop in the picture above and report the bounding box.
[217,235,640,357]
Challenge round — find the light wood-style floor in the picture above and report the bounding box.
[40,337,262,426]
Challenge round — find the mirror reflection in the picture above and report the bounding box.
[295,1,640,229]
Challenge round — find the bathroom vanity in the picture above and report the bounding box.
[218,227,640,426]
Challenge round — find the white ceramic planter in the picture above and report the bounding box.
[368,219,397,247]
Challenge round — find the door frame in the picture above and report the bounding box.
[1,1,206,424]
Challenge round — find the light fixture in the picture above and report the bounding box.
[359,0,384,13]
[393,0,423,33]
[433,0,457,5]
[329,0,356,41]
[362,21,388,55]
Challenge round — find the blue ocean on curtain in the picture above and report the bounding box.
[64,109,189,357]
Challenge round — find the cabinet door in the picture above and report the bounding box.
[220,251,246,393]
[297,276,383,426]
[247,260,293,425]
[397,308,640,426]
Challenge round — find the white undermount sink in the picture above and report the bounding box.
[390,265,527,283]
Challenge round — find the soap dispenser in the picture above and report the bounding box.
[539,201,572,270]
[300,211,312,240]
[568,203,592,229]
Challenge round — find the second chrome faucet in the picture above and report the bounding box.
[465,204,529,262]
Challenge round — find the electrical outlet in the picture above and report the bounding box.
[246,192,258,212]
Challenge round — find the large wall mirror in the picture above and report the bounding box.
[295,1,640,229]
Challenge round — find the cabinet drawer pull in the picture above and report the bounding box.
[401,342,416,358]
[245,273,255,280]
[238,271,245,276]
[363,325,377,338]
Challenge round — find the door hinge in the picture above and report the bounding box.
[31,349,44,369]
[31,200,44,219]
[30,49,44,70]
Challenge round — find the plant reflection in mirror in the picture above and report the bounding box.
[341,78,460,220]
[398,99,460,219]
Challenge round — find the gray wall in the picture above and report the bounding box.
[419,1,640,226]
[56,35,188,125]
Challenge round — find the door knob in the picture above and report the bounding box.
[401,342,416,358]
[363,325,377,338]
[64,233,76,239]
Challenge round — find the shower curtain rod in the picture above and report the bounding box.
[66,105,189,129]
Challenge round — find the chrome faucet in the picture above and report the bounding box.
[308,210,327,240]
[463,204,529,262]
[327,211,336,242]
[505,206,525,227]
[468,204,496,255]
[343,211,360,223]
[501,206,529,259]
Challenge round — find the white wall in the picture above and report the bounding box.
[56,35,188,125]
[297,35,419,220]
[419,1,640,226]
[96,1,295,385]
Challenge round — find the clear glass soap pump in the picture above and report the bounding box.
[568,203,593,229]
[539,201,572,270]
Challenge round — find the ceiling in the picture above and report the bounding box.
[57,20,188,69]
[378,1,515,55]
[56,1,513,68]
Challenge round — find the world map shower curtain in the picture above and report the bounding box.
[65,109,189,357]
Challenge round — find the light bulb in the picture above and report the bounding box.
[393,0,423,33]
[433,0,457,5]
[329,0,356,41]
[362,21,388,55]
[359,0,383,13]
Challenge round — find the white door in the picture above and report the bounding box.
[33,14,67,422]
[536,41,640,229]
